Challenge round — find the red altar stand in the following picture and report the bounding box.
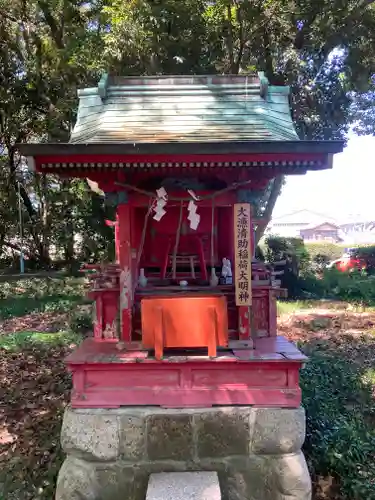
[18,73,343,410]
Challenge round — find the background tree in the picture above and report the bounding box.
[0,0,374,268]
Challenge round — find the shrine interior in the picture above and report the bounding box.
[103,167,272,343]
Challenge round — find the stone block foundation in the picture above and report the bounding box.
[56,405,311,500]
[146,472,221,500]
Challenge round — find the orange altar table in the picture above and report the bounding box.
[141,295,228,359]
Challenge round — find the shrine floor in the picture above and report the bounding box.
[66,336,307,409]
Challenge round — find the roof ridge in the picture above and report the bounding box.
[273,209,337,221]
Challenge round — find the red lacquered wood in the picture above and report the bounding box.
[89,289,119,340]
[94,295,103,339]
[130,191,236,209]
[147,220,209,278]
[238,306,251,340]
[30,121,321,411]
[81,263,101,271]
[66,336,305,409]
[117,204,132,341]
[269,290,278,336]
[141,295,228,359]
[252,288,280,338]
[36,152,327,170]
[68,361,302,409]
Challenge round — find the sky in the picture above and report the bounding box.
[273,133,375,223]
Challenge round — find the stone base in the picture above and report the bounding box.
[146,472,221,500]
[56,405,311,500]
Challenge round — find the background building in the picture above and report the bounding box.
[266,209,375,244]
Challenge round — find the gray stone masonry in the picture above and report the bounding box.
[56,405,311,500]
[146,472,221,500]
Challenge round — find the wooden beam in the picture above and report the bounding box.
[117,203,133,342]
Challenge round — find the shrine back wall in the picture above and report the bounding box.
[132,205,234,269]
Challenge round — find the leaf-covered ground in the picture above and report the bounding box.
[0,278,85,500]
[0,282,374,499]
[0,338,75,499]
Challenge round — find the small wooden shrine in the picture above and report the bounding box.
[19,73,343,409]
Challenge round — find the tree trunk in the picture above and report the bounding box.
[7,150,51,266]
[7,148,36,219]
[254,176,284,243]
[64,216,75,269]
[62,180,75,270]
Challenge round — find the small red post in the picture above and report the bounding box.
[269,290,277,336]
[117,203,132,342]
[238,306,251,340]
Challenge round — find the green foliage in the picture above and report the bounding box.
[356,245,375,256]
[264,237,375,304]
[277,299,314,315]
[0,330,81,351]
[265,235,310,273]
[305,242,346,263]
[0,277,86,319]
[302,346,375,498]
[265,235,312,297]
[322,268,375,306]
[306,243,375,270]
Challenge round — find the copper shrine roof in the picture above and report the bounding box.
[70,73,299,144]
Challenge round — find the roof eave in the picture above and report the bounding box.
[16,140,345,157]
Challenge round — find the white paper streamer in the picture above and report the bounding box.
[153,187,168,221]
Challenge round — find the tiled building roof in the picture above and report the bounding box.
[271,209,338,226]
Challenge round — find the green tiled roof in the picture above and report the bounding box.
[70,73,299,144]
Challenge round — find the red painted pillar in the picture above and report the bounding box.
[228,205,235,265]
[115,215,120,264]
[117,203,132,342]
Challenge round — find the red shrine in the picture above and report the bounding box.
[19,73,343,409]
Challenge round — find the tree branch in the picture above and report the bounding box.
[262,27,277,83]
[359,0,375,7]
[0,10,18,22]
[226,3,235,72]
[37,1,65,49]
[2,240,32,257]
[6,145,36,219]
[233,2,246,73]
